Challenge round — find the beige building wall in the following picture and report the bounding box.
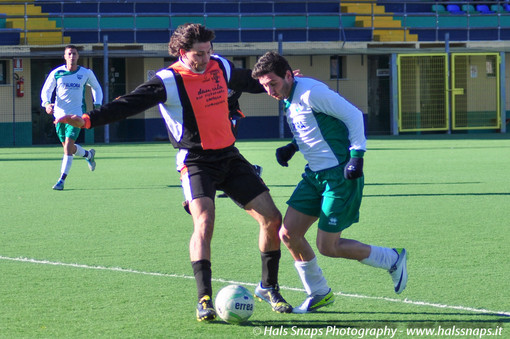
[0,58,31,123]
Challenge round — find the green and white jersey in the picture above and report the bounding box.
[284,77,366,172]
[41,65,103,120]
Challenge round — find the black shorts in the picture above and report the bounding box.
[179,147,268,207]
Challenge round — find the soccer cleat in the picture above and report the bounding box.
[52,180,64,191]
[389,248,408,294]
[254,283,293,313]
[86,149,96,171]
[293,289,335,314]
[196,295,216,322]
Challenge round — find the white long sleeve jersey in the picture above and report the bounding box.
[284,77,366,172]
[40,65,103,120]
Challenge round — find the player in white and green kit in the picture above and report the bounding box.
[41,45,103,190]
[252,52,407,313]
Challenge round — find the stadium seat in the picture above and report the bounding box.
[461,4,477,14]
[476,5,494,14]
[432,4,447,13]
[491,4,505,13]
[446,4,464,14]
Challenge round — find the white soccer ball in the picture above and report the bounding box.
[215,284,254,324]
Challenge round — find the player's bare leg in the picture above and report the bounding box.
[245,191,292,313]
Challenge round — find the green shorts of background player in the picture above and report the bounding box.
[50,121,96,191]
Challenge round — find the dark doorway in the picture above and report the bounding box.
[92,57,127,142]
[367,55,391,135]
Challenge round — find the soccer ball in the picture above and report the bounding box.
[215,284,254,324]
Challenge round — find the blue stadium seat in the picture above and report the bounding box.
[476,5,494,14]
[446,4,464,14]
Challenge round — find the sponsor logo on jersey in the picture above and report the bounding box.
[63,83,81,89]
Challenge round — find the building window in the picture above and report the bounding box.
[0,60,7,85]
[330,55,345,80]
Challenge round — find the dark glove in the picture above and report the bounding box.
[275,143,298,167]
[344,157,363,180]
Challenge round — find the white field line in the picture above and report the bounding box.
[1,255,509,317]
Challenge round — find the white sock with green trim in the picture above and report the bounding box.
[361,245,398,270]
[294,256,330,296]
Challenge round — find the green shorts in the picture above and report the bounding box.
[55,122,81,143]
[287,165,364,233]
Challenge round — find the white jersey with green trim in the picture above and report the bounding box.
[284,77,366,172]
[41,65,103,120]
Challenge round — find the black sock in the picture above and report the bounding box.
[260,250,281,288]
[60,173,68,181]
[192,259,212,301]
[84,150,89,158]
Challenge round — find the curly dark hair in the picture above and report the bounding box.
[252,51,293,79]
[168,23,215,57]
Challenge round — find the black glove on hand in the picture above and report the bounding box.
[275,143,298,167]
[344,157,364,180]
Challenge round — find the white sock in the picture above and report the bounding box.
[74,144,86,157]
[361,245,398,270]
[294,257,330,296]
[60,155,73,180]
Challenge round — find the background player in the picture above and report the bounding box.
[41,44,103,190]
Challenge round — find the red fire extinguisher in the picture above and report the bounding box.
[16,76,24,97]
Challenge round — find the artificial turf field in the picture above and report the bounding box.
[0,135,509,338]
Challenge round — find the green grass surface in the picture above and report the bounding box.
[1,135,509,338]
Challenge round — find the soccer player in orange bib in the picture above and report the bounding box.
[58,24,292,321]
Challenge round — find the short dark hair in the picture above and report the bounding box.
[252,51,293,79]
[168,23,215,57]
[64,44,78,52]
